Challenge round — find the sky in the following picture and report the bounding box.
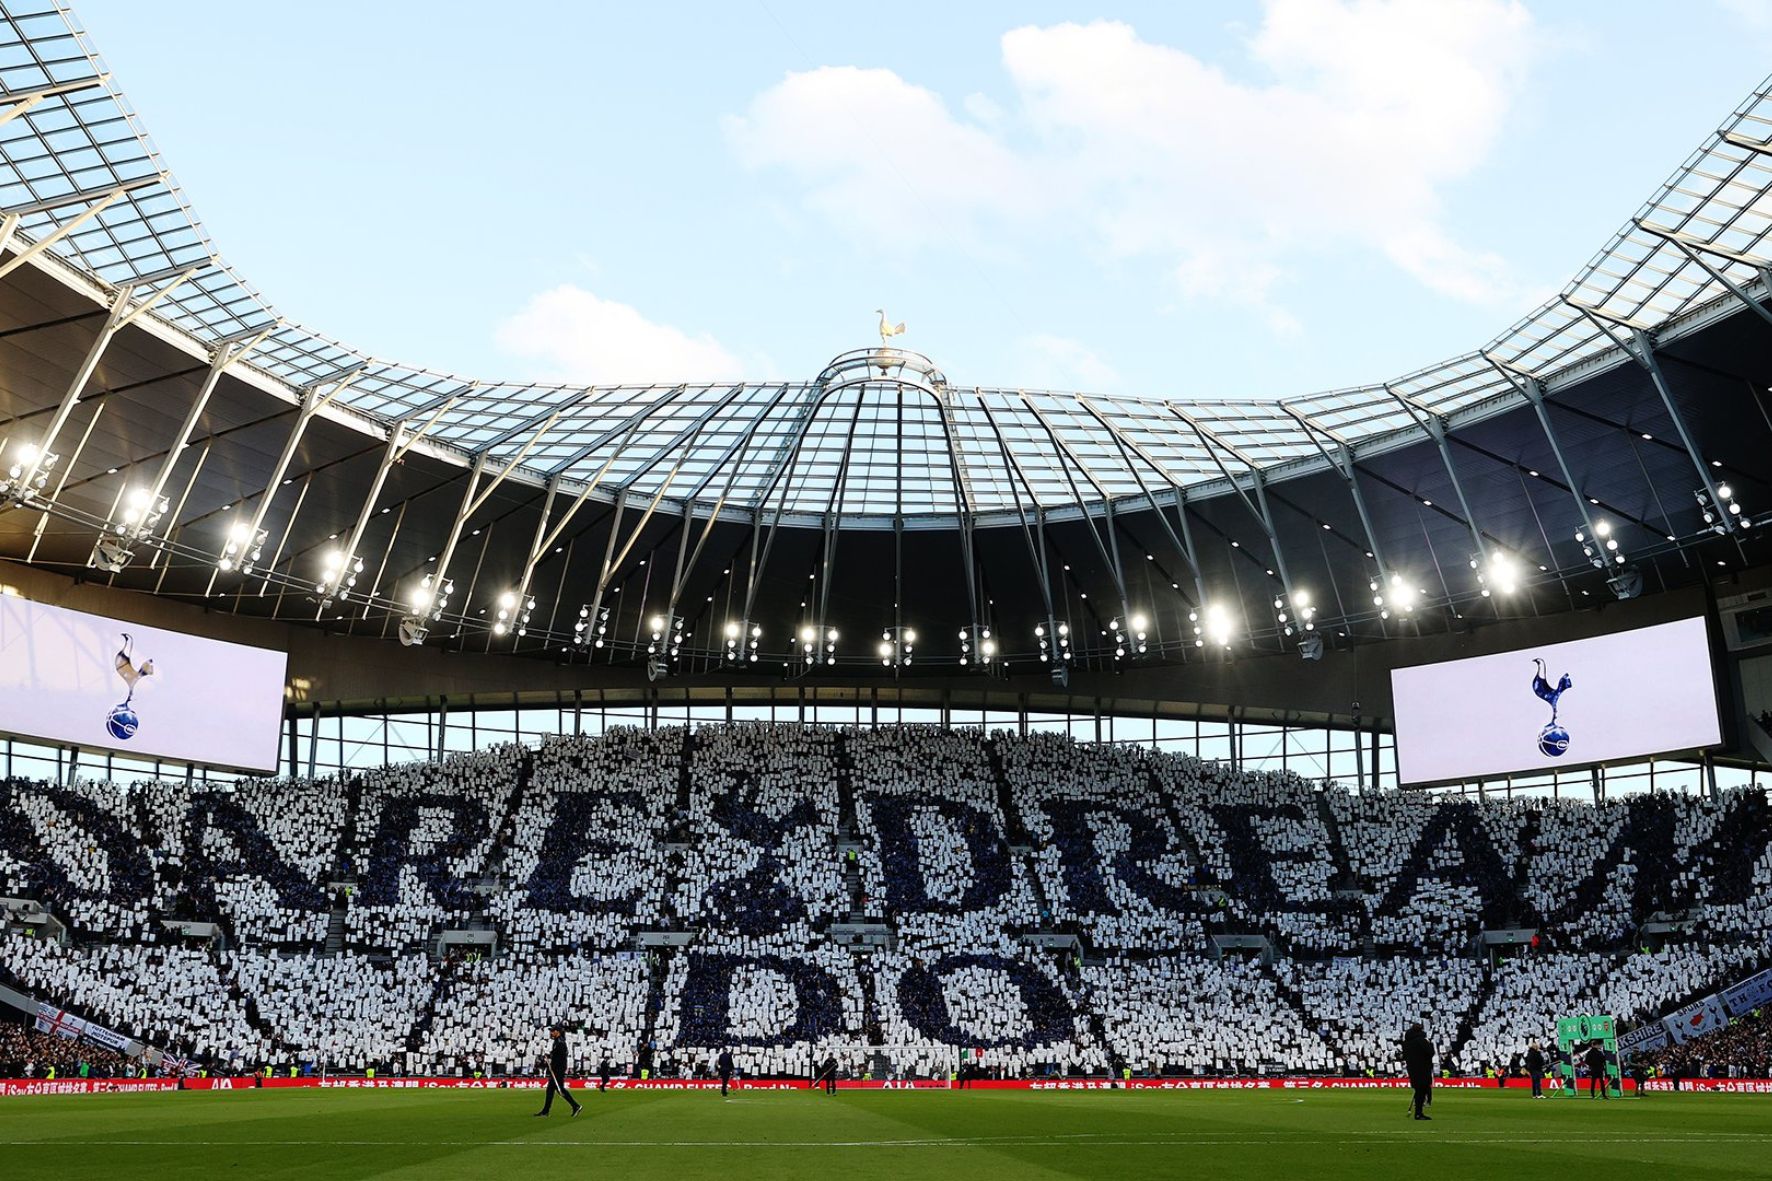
[67,0,1772,402]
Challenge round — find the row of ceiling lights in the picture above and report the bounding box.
[0,437,1753,665]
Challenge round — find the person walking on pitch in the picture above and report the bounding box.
[534,1025,582,1118]
[717,1049,735,1098]
[1402,1022,1435,1121]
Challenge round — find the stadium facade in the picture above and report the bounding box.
[0,0,1768,799]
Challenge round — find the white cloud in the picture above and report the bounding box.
[494,285,744,384]
[1014,334,1121,391]
[723,65,1041,249]
[726,1,1539,322]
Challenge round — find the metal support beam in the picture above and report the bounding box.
[512,476,562,606]
[324,425,411,601]
[1168,407,1296,603]
[978,400,1059,624]
[1074,396,1209,604]
[1482,353,1603,550]
[1279,405,1391,578]
[430,453,489,601]
[139,327,276,531]
[935,394,982,626]
[816,393,871,633]
[1636,220,1772,333]
[1567,300,1732,534]
[1018,394,1130,609]
[1384,385,1488,562]
[1628,326,1734,531]
[239,367,367,550]
[0,178,164,281]
[0,76,108,128]
[9,284,133,493]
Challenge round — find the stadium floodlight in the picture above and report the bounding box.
[1191,603,1235,649]
[218,519,267,574]
[315,548,365,607]
[493,589,535,638]
[398,573,452,647]
[586,603,612,649]
[1370,573,1418,620]
[878,625,916,667]
[957,624,994,669]
[723,619,761,665]
[0,441,58,505]
[645,612,687,674]
[1275,590,1316,638]
[1034,619,1072,666]
[90,485,172,572]
[1697,483,1750,533]
[1108,612,1148,661]
[798,623,837,669]
[1576,521,1627,569]
[1471,551,1521,598]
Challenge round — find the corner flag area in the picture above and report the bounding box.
[3,1089,1771,1179]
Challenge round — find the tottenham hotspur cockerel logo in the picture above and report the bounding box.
[1531,657,1572,757]
[107,632,155,741]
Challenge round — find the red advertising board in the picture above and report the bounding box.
[15,1074,1767,1098]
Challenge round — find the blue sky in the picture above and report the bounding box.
[71,0,1772,400]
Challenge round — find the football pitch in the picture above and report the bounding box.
[3,1088,1771,1179]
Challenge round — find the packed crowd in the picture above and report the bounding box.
[0,725,1768,1080]
[1643,1009,1772,1079]
[0,1021,130,1078]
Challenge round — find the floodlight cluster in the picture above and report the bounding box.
[799,624,838,668]
[957,624,994,668]
[1370,573,1417,620]
[218,520,267,574]
[494,590,535,637]
[1109,612,1148,660]
[878,625,916,667]
[1190,604,1234,649]
[1576,521,1626,568]
[0,441,57,504]
[1275,591,1315,637]
[724,619,762,664]
[1697,483,1750,533]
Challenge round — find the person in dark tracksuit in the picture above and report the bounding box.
[1526,1041,1547,1099]
[598,1058,611,1092]
[535,1025,582,1118]
[820,1055,837,1095]
[1402,1023,1435,1121]
[1584,1043,1610,1099]
[717,1049,734,1098]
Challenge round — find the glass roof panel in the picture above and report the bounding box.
[5,4,1772,523]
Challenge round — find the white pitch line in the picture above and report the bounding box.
[5,1134,1772,1150]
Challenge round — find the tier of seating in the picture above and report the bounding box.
[1,723,1768,1079]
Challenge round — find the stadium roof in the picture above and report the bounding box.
[6,2,1772,529]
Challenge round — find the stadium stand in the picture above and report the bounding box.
[1641,1009,1772,1080]
[2,725,1770,1080]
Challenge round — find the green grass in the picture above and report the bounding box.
[2,1087,1771,1180]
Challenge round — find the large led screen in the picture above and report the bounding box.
[0,596,287,771]
[1391,616,1720,785]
